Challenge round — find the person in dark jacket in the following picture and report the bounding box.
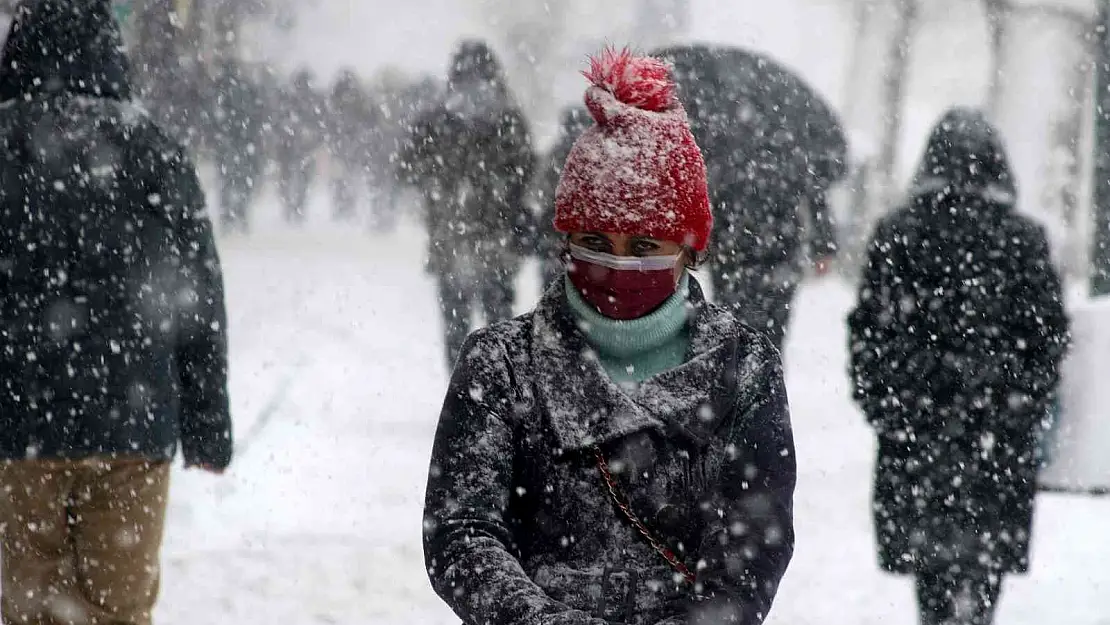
[0,1,232,623]
[532,104,592,287]
[326,69,372,223]
[211,58,266,233]
[403,39,535,369]
[709,150,838,352]
[847,108,1069,625]
[424,49,795,625]
[363,86,406,232]
[275,69,323,224]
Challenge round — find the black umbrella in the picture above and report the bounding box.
[651,43,848,192]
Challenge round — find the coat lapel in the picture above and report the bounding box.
[532,278,751,452]
[532,284,663,451]
[637,284,752,445]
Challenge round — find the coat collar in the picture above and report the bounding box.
[531,276,746,452]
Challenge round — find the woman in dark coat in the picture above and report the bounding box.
[424,49,796,625]
[848,108,1070,625]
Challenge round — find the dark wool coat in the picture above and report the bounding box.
[848,108,1069,574]
[424,280,795,625]
[0,0,232,469]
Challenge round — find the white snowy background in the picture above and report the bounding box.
[152,0,1110,623]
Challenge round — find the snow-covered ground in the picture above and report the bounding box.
[147,190,1110,624]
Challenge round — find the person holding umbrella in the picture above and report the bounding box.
[423,48,795,625]
[848,108,1069,625]
[711,170,838,352]
[210,58,266,233]
[655,44,847,352]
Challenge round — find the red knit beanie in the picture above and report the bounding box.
[553,48,712,251]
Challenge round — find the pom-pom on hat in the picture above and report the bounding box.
[554,47,712,251]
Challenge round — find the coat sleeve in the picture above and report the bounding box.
[1009,225,1070,403]
[423,331,610,625]
[167,151,233,470]
[846,222,910,430]
[676,343,796,625]
[847,228,890,419]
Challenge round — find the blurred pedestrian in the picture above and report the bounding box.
[531,104,592,287]
[848,108,1070,625]
[363,88,404,232]
[0,1,232,623]
[402,40,535,369]
[327,69,372,223]
[275,69,324,224]
[650,46,846,354]
[211,59,266,233]
[424,48,794,625]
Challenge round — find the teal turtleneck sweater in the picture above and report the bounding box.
[564,274,693,384]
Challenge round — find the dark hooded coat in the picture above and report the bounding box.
[847,109,1069,573]
[0,0,232,469]
[424,280,795,625]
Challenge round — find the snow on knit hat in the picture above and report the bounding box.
[553,48,712,251]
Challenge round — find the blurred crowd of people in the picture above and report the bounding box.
[140,58,443,234]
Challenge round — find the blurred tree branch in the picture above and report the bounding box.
[984,0,1009,114]
[475,0,569,128]
[840,0,919,272]
[874,0,918,191]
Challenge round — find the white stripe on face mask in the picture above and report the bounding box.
[567,243,681,272]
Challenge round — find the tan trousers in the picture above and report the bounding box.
[0,459,170,625]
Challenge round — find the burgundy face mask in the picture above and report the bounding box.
[567,244,682,320]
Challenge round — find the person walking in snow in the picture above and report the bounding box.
[0,2,232,623]
[423,49,795,625]
[275,69,324,224]
[211,58,266,233]
[531,104,592,288]
[326,69,372,223]
[362,85,405,232]
[402,40,535,369]
[848,108,1069,625]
